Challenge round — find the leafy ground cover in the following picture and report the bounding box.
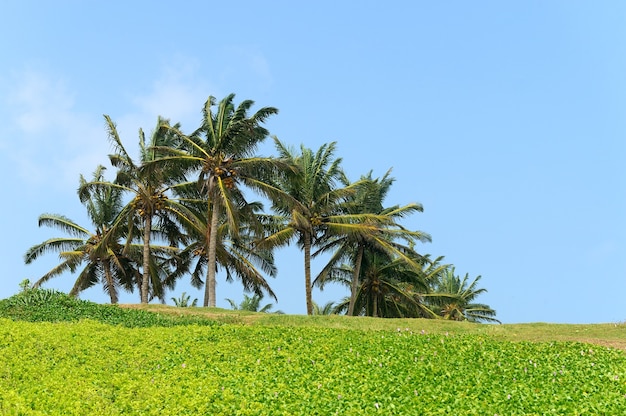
[1,292,625,414]
[0,290,218,328]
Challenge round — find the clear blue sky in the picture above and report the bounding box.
[1,1,624,323]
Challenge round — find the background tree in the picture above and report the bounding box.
[330,249,434,318]
[314,170,431,315]
[171,292,198,307]
[426,267,500,323]
[79,115,189,303]
[260,139,358,315]
[226,294,282,313]
[311,300,337,315]
[24,166,136,303]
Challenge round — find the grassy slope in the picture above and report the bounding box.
[122,304,626,350]
[3,300,626,414]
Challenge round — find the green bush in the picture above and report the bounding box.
[0,289,218,328]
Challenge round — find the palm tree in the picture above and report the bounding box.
[225,294,282,313]
[427,267,500,323]
[175,183,277,303]
[154,94,281,307]
[260,139,360,315]
[171,292,198,307]
[312,300,337,315]
[314,170,431,315]
[79,115,189,303]
[24,166,136,303]
[330,250,435,318]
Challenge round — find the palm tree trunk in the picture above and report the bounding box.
[103,260,118,304]
[304,231,313,315]
[204,201,220,307]
[141,215,152,304]
[373,294,378,318]
[348,244,364,316]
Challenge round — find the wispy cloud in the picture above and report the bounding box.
[11,71,75,134]
[2,52,277,191]
[4,63,216,188]
[110,54,273,147]
[4,70,107,188]
[133,64,211,124]
[107,62,215,160]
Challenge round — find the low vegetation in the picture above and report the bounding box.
[1,290,625,414]
[0,288,217,328]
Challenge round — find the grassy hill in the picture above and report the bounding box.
[1,291,625,415]
[126,303,626,350]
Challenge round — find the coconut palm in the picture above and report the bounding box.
[312,301,337,315]
[174,182,277,302]
[171,292,198,307]
[329,248,436,318]
[260,139,364,315]
[153,94,281,307]
[427,267,500,323]
[314,170,431,315]
[79,115,190,303]
[225,293,282,313]
[24,166,136,303]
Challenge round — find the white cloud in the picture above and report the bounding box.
[111,54,273,149]
[10,71,75,134]
[4,71,108,188]
[124,61,214,133]
[3,62,225,188]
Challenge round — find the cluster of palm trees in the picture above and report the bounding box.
[24,94,499,323]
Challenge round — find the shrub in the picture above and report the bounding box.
[0,289,219,328]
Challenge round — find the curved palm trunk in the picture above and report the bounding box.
[348,244,364,316]
[304,231,313,315]
[141,215,152,304]
[103,260,119,304]
[204,201,220,307]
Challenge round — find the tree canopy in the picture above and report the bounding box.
[24,93,498,322]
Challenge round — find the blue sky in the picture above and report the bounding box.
[1,1,624,323]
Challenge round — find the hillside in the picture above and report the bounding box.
[1,294,625,414]
[123,303,626,350]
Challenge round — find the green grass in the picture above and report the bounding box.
[128,303,626,350]
[1,291,625,415]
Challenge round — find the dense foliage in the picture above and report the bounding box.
[24,93,498,320]
[1,316,624,415]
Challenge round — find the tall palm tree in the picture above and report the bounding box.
[79,115,190,303]
[260,139,358,315]
[154,94,281,307]
[24,166,136,303]
[175,182,277,303]
[427,267,500,323]
[314,170,431,315]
